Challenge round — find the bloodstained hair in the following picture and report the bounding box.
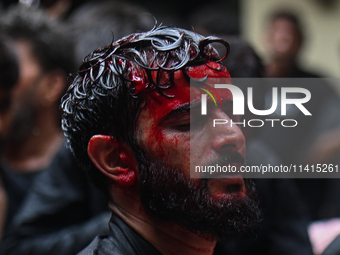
[61,26,230,196]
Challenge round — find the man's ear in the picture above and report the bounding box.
[87,135,136,186]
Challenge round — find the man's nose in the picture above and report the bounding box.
[210,109,245,154]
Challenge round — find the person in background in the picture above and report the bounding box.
[0,5,74,238]
[1,2,154,254]
[263,10,340,255]
[262,10,340,173]
[265,11,318,78]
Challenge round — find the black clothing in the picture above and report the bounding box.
[0,144,110,255]
[78,213,162,255]
[0,163,40,237]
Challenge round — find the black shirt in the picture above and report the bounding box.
[79,213,162,255]
[0,144,110,255]
[0,160,41,237]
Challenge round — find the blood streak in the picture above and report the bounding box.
[127,64,148,96]
[117,170,136,186]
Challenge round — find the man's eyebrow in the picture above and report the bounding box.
[160,102,201,124]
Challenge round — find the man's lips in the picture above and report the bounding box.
[209,174,247,197]
[218,175,245,191]
[204,162,244,178]
[217,175,244,184]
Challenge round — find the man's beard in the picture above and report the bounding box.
[136,149,261,240]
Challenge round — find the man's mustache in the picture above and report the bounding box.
[214,152,245,165]
[199,152,246,178]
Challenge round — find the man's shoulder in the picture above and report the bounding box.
[77,236,102,255]
[77,235,124,255]
[77,214,163,255]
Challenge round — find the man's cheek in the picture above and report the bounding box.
[144,132,191,169]
[160,133,191,169]
[136,123,168,159]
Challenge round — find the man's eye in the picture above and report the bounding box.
[174,123,190,132]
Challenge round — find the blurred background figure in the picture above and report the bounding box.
[0,34,19,241]
[1,2,154,254]
[263,9,340,211]
[265,11,319,78]
[0,4,75,239]
[258,10,340,165]
[260,9,340,255]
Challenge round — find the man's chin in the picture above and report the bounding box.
[139,165,260,239]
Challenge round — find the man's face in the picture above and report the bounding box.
[137,62,246,195]
[267,18,301,60]
[135,62,260,239]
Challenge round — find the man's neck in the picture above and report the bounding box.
[110,199,217,255]
[3,110,64,172]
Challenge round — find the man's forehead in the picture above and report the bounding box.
[141,63,232,119]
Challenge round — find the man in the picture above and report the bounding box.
[1,3,154,254]
[62,26,261,254]
[0,6,75,169]
[0,6,112,254]
[0,5,75,237]
[262,9,340,219]
[265,11,319,78]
